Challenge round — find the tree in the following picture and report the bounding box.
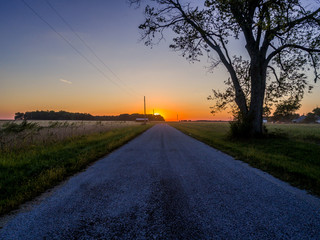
[303,107,320,123]
[272,97,301,122]
[131,0,320,136]
[14,112,24,120]
[303,112,316,123]
[312,107,320,116]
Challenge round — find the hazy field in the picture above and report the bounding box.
[0,120,139,127]
[0,120,140,129]
[175,122,320,142]
[266,123,320,142]
[0,120,140,151]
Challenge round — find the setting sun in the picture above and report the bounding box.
[0,1,319,122]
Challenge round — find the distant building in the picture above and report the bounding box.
[263,118,267,123]
[316,116,320,124]
[292,115,306,123]
[135,118,149,122]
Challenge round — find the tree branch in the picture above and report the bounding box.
[271,7,320,34]
[267,44,320,64]
[173,1,248,113]
[267,65,285,90]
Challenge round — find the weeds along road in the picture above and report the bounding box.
[1,124,319,239]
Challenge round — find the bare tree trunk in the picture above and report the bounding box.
[247,60,267,136]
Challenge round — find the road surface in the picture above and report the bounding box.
[1,124,319,239]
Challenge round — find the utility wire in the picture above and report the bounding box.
[45,0,139,96]
[20,0,134,96]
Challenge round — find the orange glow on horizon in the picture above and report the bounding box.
[0,92,317,122]
[0,106,232,122]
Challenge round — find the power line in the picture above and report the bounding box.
[20,0,134,96]
[45,0,136,94]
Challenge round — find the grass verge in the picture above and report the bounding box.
[0,124,152,216]
[169,122,320,196]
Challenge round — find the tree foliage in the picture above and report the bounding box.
[272,97,301,122]
[131,0,320,136]
[303,112,317,123]
[15,111,165,121]
[313,107,320,116]
[302,107,320,123]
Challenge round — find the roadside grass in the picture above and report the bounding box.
[169,122,320,196]
[0,124,152,216]
[0,120,140,151]
[267,123,320,144]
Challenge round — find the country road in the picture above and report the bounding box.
[1,124,319,239]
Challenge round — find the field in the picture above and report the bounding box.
[169,122,320,196]
[0,120,140,151]
[0,120,152,216]
[267,123,320,142]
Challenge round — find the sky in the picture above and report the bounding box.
[0,0,319,121]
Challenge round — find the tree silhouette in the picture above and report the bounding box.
[313,107,320,116]
[16,110,165,121]
[272,97,301,122]
[131,0,320,136]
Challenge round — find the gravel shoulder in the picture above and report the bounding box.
[1,124,319,239]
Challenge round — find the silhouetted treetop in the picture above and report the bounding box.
[131,0,320,136]
[15,110,165,121]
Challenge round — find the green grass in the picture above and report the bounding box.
[267,123,320,144]
[169,122,320,196]
[0,124,152,216]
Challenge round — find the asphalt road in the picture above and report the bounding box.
[1,124,320,239]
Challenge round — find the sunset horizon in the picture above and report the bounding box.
[1,1,319,122]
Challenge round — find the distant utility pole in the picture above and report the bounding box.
[177,114,179,122]
[144,96,146,125]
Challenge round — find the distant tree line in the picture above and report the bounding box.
[268,102,320,123]
[14,110,165,121]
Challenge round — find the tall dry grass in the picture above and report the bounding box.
[0,120,140,151]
